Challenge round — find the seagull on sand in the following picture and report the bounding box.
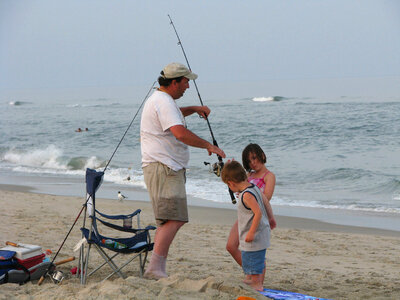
[118,191,127,201]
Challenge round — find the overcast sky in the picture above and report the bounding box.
[1,0,400,98]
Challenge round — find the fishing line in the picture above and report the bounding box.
[103,81,157,172]
[168,14,236,204]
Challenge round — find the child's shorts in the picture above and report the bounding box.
[241,249,266,275]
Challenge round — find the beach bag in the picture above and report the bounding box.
[0,250,30,284]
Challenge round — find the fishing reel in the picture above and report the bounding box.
[204,161,223,177]
[204,161,237,204]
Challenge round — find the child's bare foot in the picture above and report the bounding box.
[249,282,264,291]
[242,278,252,285]
[242,274,252,284]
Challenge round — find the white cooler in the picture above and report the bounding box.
[1,243,43,260]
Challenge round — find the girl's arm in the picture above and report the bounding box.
[263,172,276,201]
[263,171,277,229]
[262,194,277,230]
[243,192,262,243]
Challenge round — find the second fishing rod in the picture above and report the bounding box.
[168,14,236,204]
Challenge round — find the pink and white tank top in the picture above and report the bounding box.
[248,170,270,192]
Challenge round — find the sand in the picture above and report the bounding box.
[1,185,399,299]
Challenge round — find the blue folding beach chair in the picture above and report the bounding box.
[78,168,155,284]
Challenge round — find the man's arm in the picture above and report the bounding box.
[180,106,210,118]
[169,125,225,158]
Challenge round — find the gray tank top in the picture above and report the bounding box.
[237,184,270,251]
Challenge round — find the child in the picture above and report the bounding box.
[242,143,275,201]
[243,143,276,232]
[226,144,276,270]
[221,160,271,291]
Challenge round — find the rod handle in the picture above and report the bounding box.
[5,241,19,247]
[38,276,45,286]
[55,256,75,266]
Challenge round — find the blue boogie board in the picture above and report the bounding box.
[260,288,333,300]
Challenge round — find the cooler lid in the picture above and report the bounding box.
[0,244,42,260]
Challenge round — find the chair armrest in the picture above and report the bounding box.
[95,209,141,220]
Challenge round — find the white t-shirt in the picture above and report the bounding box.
[140,90,189,171]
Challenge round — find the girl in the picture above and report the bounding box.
[226,143,276,268]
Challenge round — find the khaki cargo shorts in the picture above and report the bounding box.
[143,162,188,226]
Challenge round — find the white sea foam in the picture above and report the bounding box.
[272,196,400,214]
[393,193,400,201]
[186,178,232,204]
[66,102,120,108]
[3,145,66,170]
[2,146,104,172]
[8,101,26,106]
[103,167,145,186]
[84,156,103,169]
[186,181,400,213]
[252,96,275,102]
[252,96,285,102]
[11,165,85,177]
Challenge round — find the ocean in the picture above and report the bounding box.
[1,90,400,231]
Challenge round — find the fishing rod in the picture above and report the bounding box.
[168,14,236,204]
[38,81,157,285]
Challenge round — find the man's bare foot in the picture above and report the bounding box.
[143,270,167,280]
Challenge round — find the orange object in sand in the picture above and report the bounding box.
[5,241,19,247]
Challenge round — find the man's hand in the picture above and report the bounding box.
[196,106,210,119]
[206,144,226,158]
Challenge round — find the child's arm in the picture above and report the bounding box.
[242,192,262,243]
[262,171,277,229]
[263,172,276,201]
[262,194,277,230]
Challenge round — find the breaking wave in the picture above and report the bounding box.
[8,101,31,106]
[1,145,106,171]
[252,96,286,102]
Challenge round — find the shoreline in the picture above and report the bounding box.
[1,183,399,237]
[1,171,400,233]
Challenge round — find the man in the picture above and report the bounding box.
[140,62,225,279]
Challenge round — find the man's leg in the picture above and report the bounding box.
[144,220,185,279]
[143,163,188,279]
[154,220,186,256]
